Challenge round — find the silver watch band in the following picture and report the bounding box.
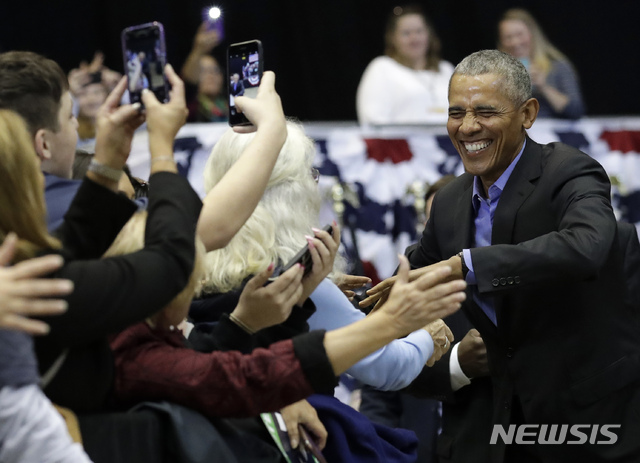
[88,159,123,182]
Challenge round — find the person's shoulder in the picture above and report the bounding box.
[44,173,82,189]
[44,174,82,200]
[430,174,472,207]
[535,139,605,174]
[438,60,455,73]
[549,59,577,76]
[366,55,398,70]
[440,173,472,194]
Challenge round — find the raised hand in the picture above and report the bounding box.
[377,256,466,336]
[232,71,286,134]
[142,64,189,159]
[93,75,145,172]
[297,223,341,305]
[193,22,220,54]
[232,263,305,333]
[424,319,454,367]
[457,328,489,378]
[0,234,73,335]
[336,274,371,301]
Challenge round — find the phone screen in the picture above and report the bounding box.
[227,40,263,126]
[121,22,168,105]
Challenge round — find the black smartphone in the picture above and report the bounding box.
[227,40,263,126]
[121,22,169,106]
[277,224,334,278]
[298,425,328,463]
[202,6,224,40]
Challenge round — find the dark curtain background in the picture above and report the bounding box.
[1,0,638,121]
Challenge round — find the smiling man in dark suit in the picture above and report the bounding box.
[373,50,640,462]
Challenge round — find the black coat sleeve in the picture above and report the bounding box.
[41,172,202,348]
[52,178,137,260]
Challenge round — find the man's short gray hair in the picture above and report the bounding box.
[451,50,532,107]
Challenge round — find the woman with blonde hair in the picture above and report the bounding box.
[195,120,455,392]
[498,8,585,119]
[356,4,454,125]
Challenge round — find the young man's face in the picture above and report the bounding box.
[42,92,79,178]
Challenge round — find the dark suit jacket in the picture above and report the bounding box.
[618,221,640,309]
[230,80,244,96]
[409,136,640,462]
[399,244,493,463]
[404,309,493,463]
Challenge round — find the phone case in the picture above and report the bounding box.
[298,425,328,463]
[227,40,263,126]
[276,224,334,278]
[121,22,169,105]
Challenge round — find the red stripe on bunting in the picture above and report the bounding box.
[361,260,382,286]
[364,139,413,164]
[600,130,640,154]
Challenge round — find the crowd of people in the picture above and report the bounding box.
[0,3,637,463]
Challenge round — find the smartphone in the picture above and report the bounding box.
[298,425,328,463]
[121,22,169,106]
[276,224,334,279]
[202,6,224,40]
[227,40,263,126]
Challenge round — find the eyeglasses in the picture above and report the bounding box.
[311,167,320,183]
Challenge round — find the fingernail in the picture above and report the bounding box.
[267,263,274,271]
[311,227,322,234]
[59,280,74,292]
[56,301,69,311]
[132,102,141,110]
[297,263,305,271]
[290,438,298,449]
[50,255,64,266]
[305,237,315,249]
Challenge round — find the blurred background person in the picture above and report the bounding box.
[498,8,585,119]
[356,4,453,125]
[181,23,228,122]
[68,52,122,152]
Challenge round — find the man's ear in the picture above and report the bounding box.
[34,128,52,162]
[521,98,539,130]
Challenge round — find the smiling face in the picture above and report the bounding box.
[499,19,532,59]
[391,14,429,65]
[447,73,537,192]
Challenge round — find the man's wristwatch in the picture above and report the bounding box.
[457,251,469,279]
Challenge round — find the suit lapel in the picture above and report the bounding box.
[453,176,474,252]
[492,136,542,246]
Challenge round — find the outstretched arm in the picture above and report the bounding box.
[197,71,287,251]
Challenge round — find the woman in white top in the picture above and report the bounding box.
[356,5,454,125]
